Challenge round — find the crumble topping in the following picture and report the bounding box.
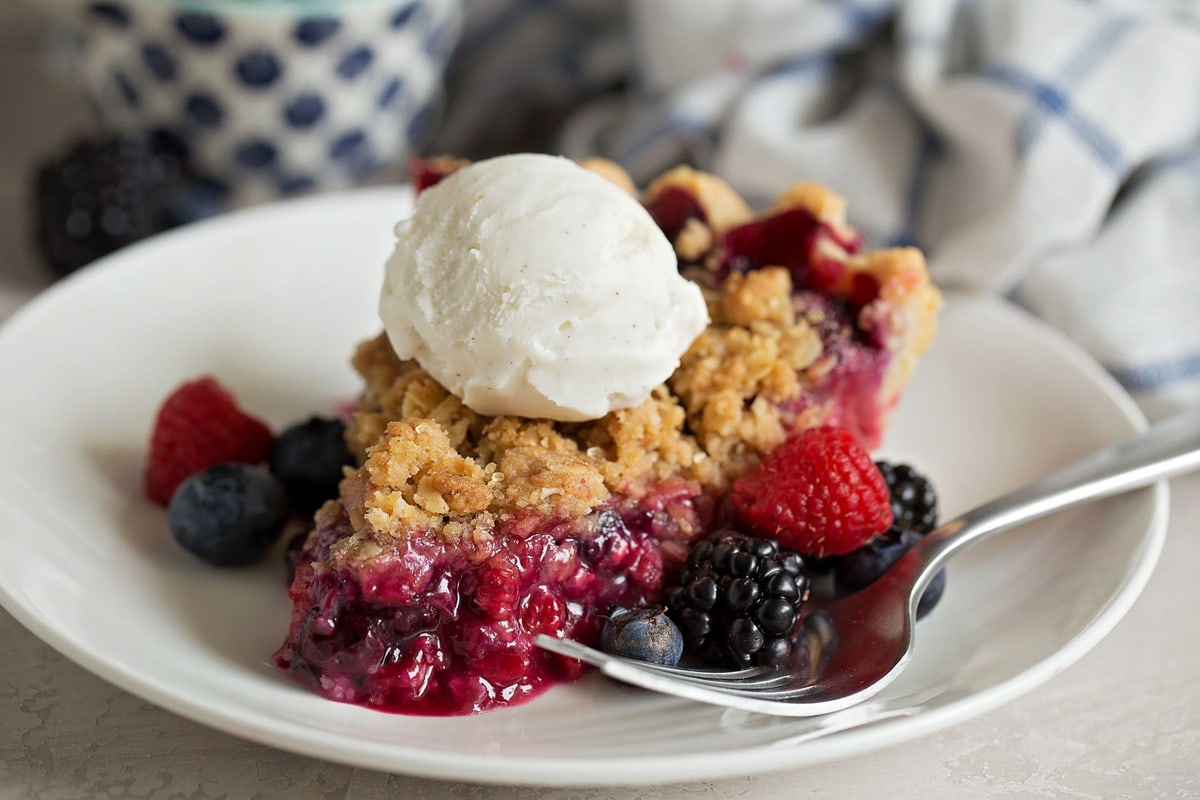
[769,181,854,242]
[675,217,715,262]
[345,342,709,542]
[360,420,490,530]
[578,157,637,194]
[335,168,940,552]
[344,263,839,540]
[349,338,483,456]
[670,268,825,476]
[644,165,753,233]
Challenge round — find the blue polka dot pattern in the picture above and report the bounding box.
[284,93,326,128]
[166,180,229,224]
[423,24,453,59]
[77,0,462,202]
[330,129,368,161]
[336,47,374,81]
[88,3,131,27]
[347,152,379,180]
[114,70,139,107]
[278,175,317,195]
[175,13,225,45]
[389,3,418,29]
[407,102,435,143]
[377,77,405,110]
[295,18,341,46]
[142,43,176,82]
[236,139,279,169]
[235,51,283,88]
[185,93,224,127]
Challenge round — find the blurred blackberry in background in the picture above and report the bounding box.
[33,134,187,276]
[875,461,938,533]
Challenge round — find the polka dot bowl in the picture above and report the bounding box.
[49,0,463,204]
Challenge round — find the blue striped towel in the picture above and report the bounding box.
[434,0,1200,420]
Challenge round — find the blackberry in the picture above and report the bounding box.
[665,531,812,668]
[831,525,946,619]
[269,416,354,514]
[34,134,184,276]
[876,461,938,533]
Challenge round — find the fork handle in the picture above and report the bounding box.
[915,407,1200,581]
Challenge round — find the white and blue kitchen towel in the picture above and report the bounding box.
[435,0,1200,421]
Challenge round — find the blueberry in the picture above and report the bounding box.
[168,464,288,566]
[599,606,684,667]
[268,417,353,514]
[916,568,946,619]
[832,525,946,619]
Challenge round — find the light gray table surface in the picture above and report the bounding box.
[2,9,1198,799]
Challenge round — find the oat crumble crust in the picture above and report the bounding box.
[333,163,940,553]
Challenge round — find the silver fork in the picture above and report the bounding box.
[536,408,1200,717]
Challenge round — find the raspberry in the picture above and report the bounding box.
[730,426,892,557]
[144,377,274,506]
[408,156,462,194]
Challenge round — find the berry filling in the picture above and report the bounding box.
[716,207,864,297]
[787,292,896,447]
[266,159,940,715]
[408,156,463,194]
[273,480,702,715]
[645,185,709,244]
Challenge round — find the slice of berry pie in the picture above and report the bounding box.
[272,156,941,715]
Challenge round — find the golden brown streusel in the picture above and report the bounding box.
[360,420,492,536]
[349,335,485,456]
[674,217,714,262]
[643,166,753,233]
[578,157,637,194]
[340,169,940,546]
[669,268,825,477]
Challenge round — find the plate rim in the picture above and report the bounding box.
[0,187,1169,787]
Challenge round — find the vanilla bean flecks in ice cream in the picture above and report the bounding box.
[380,153,709,421]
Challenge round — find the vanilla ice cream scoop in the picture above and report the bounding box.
[380,153,709,422]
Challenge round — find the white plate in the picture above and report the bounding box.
[0,188,1166,787]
